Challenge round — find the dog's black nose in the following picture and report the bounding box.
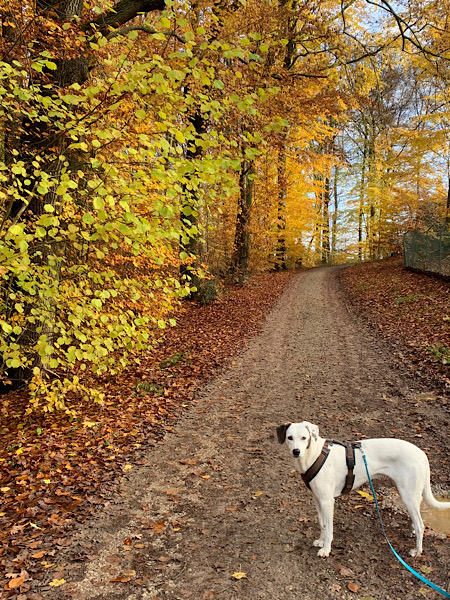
[293,449,300,457]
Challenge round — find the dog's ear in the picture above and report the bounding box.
[276,423,291,444]
[304,422,319,442]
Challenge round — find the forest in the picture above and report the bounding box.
[0,0,449,403]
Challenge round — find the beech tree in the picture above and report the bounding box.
[0,1,270,403]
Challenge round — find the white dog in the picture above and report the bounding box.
[277,421,450,558]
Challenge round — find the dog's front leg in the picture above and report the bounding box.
[314,496,334,557]
[312,496,325,548]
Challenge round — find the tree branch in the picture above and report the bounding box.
[84,0,166,33]
[107,24,185,44]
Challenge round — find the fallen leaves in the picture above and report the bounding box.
[357,490,374,501]
[144,520,165,534]
[7,577,25,589]
[49,579,66,587]
[420,565,435,574]
[251,491,265,499]
[110,569,136,583]
[110,576,132,583]
[341,257,450,387]
[0,272,293,595]
[231,571,247,580]
[336,564,354,577]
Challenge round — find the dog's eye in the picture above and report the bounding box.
[287,435,293,440]
[301,436,306,441]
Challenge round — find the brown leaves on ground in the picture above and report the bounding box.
[0,271,293,596]
[340,257,450,389]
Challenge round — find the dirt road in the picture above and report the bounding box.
[49,266,449,600]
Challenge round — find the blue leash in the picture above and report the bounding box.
[361,452,450,598]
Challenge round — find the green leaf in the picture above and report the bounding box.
[93,197,105,210]
[7,359,22,369]
[82,213,94,225]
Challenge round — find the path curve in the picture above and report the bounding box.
[50,267,449,600]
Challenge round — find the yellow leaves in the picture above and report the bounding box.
[49,579,66,587]
[160,17,171,29]
[123,464,133,472]
[252,490,264,499]
[356,490,374,501]
[174,130,185,144]
[231,571,247,580]
[420,565,435,574]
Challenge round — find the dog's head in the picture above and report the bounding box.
[276,421,319,458]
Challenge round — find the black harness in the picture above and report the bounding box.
[301,440,362,495]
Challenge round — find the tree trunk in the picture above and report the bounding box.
[275,147,287,270]
[331,165,339,262]
[358,141,368,262]
[180,110,205,295]
[231,158,254,283]
[446,176,450,225]
[321,176,330,265]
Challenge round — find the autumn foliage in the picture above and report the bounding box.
[0,0,449,401]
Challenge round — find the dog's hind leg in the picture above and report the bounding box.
[405,502,424,557]
[396,486,424,557]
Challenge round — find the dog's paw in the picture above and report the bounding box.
[409,548,422,558]
[317,547,330,558]
[313,539,324,548]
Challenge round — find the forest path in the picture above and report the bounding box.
[49,266,449,600]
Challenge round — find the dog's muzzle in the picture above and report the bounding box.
[293,449,301,457]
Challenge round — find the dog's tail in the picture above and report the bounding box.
[423,479,450,510]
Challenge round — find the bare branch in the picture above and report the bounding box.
[365,0,450,62]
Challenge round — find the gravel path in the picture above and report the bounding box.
[48,266,450,600]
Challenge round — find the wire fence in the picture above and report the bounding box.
[403,228,450,277]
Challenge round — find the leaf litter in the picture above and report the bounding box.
[0,271,293,596]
